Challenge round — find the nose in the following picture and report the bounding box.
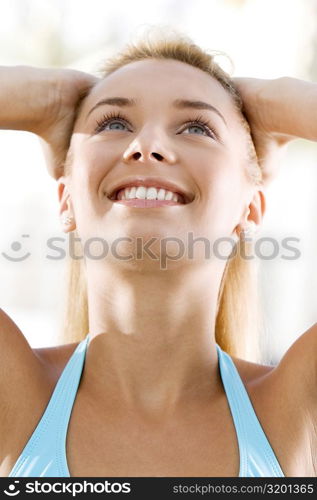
[122,129,177,165]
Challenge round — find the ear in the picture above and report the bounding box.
[247,188,266,227]
[57,176,76,232]
[235,188,266,238]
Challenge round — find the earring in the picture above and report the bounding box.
[61,215,74,226]
[240,221,257,239]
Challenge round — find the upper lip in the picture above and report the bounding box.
[105,176,194,204]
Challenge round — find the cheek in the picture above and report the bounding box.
[197,148,243,198]
[75,138,111,171]
[71,138,119,196]
[68,143,110,225]
[193,152,245,235]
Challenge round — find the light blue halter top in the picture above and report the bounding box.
[8,334,285,477]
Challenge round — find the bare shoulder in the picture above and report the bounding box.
[233,324,317,476]
[267,322,317,425]
[0,308,78,452]
[0,308,44,390]
[34,339,80,379]
[0,309,68,415]
[0,307,77,380]
[0,309,43,457]
[273,322,317,393]
[0,306,80,378]
[231,354,275,384]
[270,323,317,466]
[233,322,317,401]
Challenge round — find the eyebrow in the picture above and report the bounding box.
[86,97,227,126]
[86,97,136,120]
[173,99,227,126]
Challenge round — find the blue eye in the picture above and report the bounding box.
[180,119,217,139]
[105,121,127,131]
[95,112,131,133]
[183,124,208,135]
[94,112,218,140]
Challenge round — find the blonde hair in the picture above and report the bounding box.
[59,31,264,362]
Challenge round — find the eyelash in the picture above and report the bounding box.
[94,111,219,140]
[95,111,128,133]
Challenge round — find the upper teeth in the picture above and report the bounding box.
[115,186,183,203]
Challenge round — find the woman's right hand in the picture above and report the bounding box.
[36,68,99,179]
[0,65,98,179]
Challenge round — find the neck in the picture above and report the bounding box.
[83,263,225,419]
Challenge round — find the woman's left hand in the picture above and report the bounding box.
[233,77,295,186]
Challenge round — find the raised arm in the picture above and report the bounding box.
[235,75,317,473]
[235,76,317,141]
[233,76,317,185]
[0,65,98,178]
[0,65,97,468]
[0,63,97,360]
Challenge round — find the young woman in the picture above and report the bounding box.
[1,34,316,477]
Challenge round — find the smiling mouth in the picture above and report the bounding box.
[109,198,184,208]
[106,185,193,207]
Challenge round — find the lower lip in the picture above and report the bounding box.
[110,199,184,207]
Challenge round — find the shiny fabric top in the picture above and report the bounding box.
[9,334,285,477]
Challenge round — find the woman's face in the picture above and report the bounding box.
[60,59,260,269]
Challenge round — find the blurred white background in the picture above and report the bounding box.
[0,0,316,363]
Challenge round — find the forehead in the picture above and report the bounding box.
[83,59,235,115]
